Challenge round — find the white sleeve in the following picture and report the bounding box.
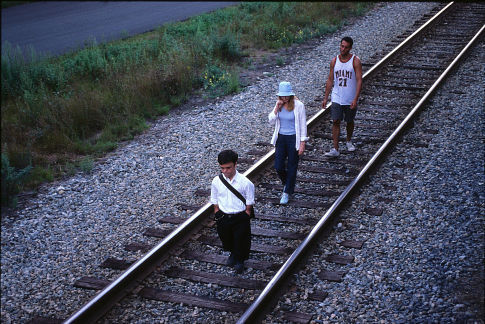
[245,180,255,206]
[268,103,279,124]
[298,102,309,142]
[210,177,219,205]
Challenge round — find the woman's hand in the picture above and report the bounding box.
[298,141,305,156]
[274,99,284,114]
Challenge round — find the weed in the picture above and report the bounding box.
[79,157,94,173]
[211,33,242,62]
[202,64,240,98]
[154,104,170,116]
[1,2,375,196]
[64,162,77,177]
[1,153,32,207]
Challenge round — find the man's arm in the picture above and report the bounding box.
[244,180,255,216]
[351,55,363,110]
[210,178,221,215]
[322,57,336,109]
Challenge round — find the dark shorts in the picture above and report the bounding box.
[331,102,357,123]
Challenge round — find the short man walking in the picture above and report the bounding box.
[322,36,363,157]
[210,150,255,274]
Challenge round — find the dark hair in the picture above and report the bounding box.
[218,150,238,165]
[341,36,353,47]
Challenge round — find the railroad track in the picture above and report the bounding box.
[31,2,484,323]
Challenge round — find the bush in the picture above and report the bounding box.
[1,2,374,197]
[202,64,239,98]
[1,153,32,207]
[79,157,94,173]
[67,46,108,79]
[211,33,242,62]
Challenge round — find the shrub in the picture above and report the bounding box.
[211,33,242,62]
[67,46,108,79]
[1,153,32,207]
[202,64,239,98]
[27,166,53,188]
[154,104,170,116]
[64,162,77,177]
[79,157,94,173]
[1,2,374,196]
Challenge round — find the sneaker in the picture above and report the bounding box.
[234,262,244,274]
[346,141,356,152]
[280,193,289,204]
[226,254,236,267]
[325,148,340,157]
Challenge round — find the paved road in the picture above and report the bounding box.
[1,1,237,57]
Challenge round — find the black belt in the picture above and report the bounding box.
[215,211,245,221]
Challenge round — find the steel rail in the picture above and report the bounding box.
[63,203,212,323]
[305,2,454,129]
[237,14,484,324]
[64,3,459,323]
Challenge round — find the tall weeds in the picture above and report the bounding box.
[1,2,373,207]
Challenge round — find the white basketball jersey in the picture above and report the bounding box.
[331,54,357,105]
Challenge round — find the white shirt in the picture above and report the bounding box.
[268,99,309,150]
[210,171,255,214]
[331,55,357,105]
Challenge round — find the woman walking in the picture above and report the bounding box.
[268,81,308,204]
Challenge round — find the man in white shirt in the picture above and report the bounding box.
[210,150,255,274]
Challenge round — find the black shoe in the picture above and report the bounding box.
[234,262,244,274]
[226,254,236,267]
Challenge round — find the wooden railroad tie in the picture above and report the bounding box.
[164,266,267,290]
[256,197,330,209]
[198,234,293,255]
[282,311,314,324]
[74,277,250,313]
[318,270,346,282]
[180,250,280,271]
[258,182,341,197]
[364,207,383,216]
[339,240,365,249]
[27,317,63,324]
[326,254,355,265]
[138,287,249,313]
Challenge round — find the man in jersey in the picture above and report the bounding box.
[322,36,363,157]
[211,150,255,274]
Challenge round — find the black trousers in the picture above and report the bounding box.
[216,211,251,262]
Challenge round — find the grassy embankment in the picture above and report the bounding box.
[1,1,35,9]
[1,2,373,207]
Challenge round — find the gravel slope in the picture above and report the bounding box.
[3,2,480,323]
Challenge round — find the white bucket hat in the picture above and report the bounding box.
[277,81,295,96]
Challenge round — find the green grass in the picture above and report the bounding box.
[1,2,374,207]
[1,1,36,9]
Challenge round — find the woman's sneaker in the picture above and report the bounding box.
[325,148,340,157]
[346,141,356,151]
[280,193,289,204]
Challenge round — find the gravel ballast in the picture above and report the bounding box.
[264,23,484,323]
[3,2,483,323]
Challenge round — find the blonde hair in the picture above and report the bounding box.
[279,95,295,111]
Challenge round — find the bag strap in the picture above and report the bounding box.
[219,174,246,205]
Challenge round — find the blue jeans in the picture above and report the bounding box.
[274,134,299,194]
